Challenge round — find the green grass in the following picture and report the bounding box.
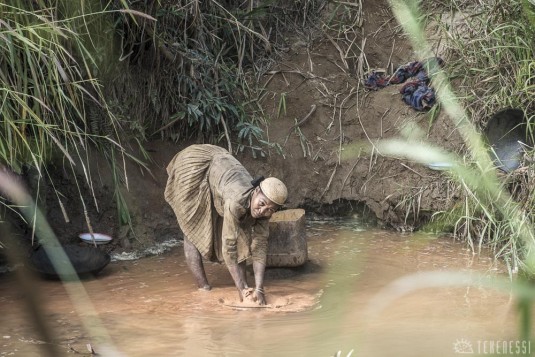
[369,0,535,341]
[359,0,535,277]
[0,1,137,231]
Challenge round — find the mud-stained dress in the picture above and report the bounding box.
[164,144,269,266]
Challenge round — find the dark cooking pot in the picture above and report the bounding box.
[28,244,110,279]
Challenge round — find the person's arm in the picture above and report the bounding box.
[250,219,269,305]
[222,202,249,301]
[252,261,266,305]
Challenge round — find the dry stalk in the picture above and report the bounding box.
[357,110,379,153]
[214,69,232,152]
[359,162,382,194]
[399,162,426,178]
[340,155,361,197]
[307,47,313,72]
[325,32,349,71]
[151,115,184,136]
[327,93,339,132]
[57,196,70,224]
[387,38,396,73]
[329,58,350,73]
[265,69,333,82]
[378,173,401,181]
[312,146,324,162]
[359,38,370,77]
[338,87,357,164]
[316,81,333,98]
[288,104,317,133]
[344,32,359,59]
[379,108,390,138]
[296,127,313,158]
[281,71,290,87]
[369,17,395,38]
[368,146,376,175]
[333,1,360,8]
[320,164,338,200]
[283,104,317,146]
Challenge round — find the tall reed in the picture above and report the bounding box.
[356,0,535,344]
[0,1,155,233]
[363,0,535,274]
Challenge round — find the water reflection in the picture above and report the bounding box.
[0,218,522,356]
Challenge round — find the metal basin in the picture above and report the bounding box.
[484,108,531,172]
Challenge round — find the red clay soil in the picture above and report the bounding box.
[236,0,464,230]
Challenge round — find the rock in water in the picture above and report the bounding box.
[266,208,307,267]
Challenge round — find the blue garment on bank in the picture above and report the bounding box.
[364,57,443,111]
[400,82,436,111]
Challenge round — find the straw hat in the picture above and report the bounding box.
[259,177,287,206]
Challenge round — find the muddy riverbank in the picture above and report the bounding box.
[24,0,471,253]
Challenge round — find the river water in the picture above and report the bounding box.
[0,219,528,356]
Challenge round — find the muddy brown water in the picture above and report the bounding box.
[0,219,527,357]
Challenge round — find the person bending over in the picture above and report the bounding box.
[164,144,287,305]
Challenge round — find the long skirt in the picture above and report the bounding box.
[164,144,228,261]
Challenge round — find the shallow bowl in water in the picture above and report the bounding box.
[28,244,111,279]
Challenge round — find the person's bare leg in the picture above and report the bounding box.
[237,261,248,289]
[183,237,211,290]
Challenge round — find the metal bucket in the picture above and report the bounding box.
[484,108,531,172]
[266,208,308,268]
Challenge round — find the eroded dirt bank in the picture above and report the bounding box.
[235,0,464,230]
[33,0,467,251]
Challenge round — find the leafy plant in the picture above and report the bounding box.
[107,0,327,151]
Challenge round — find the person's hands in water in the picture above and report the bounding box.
[252,287,266,305]
[239,287,254,302]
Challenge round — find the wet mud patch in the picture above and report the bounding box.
[183,285,321,313]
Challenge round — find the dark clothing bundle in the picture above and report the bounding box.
[364,57,444,111]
